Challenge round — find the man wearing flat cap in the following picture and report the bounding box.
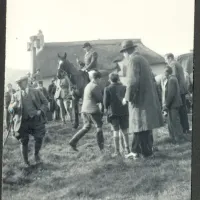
[120,40,164,160]
[8,76,49,167]
[76,42,98,72]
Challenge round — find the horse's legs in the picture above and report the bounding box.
[72,98,79,129]
[57,99,66,124]
[63,99,73,123]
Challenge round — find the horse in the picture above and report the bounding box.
[56,52,120,129]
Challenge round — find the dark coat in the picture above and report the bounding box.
[8,88,49,132]
[165,75,182,109]
[103,82,128,117]
[169,60,187,95]
[125,52,164,132]
[79,49,98,71]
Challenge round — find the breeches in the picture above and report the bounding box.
[17,116,46,145]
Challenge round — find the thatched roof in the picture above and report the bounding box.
[35,39,165,78]
[176,53,193,74]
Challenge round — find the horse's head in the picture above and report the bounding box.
[57,52,70,79]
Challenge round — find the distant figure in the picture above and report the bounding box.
[8,76,48,167]
[4,83,16,130]
[48,78,59,120]
[103,73,130,157]
[33,68,43,82]
[120,40,164,160]
[37,30,44,47]
[32,77,38,88]
[162,66,186,143]
[76,42,98,72]
[69,71,104,152]
[54,75,73,124]
[37,81,49,101]
[165,53,190,134]
[26,72,32,87]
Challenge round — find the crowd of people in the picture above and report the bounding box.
[4,40,192,167]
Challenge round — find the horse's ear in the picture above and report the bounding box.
[64,52,67,59]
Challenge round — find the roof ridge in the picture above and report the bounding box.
[44,39,141,46]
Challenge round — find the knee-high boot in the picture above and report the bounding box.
[35,138,43,163]
[96,130,104,151]
[69,128,89,151]
[20,144,30,166]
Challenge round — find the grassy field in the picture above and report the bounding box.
[2,117,191,200]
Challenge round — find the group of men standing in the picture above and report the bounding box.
[4,39,192,166]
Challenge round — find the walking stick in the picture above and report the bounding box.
[3,126,11,147]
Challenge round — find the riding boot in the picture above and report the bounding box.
[73,103,79,129]
[123,133,131,154]
[69,128,88,151]
[96,130,104,151]
[20,144,30,166]
[34,138,43,163]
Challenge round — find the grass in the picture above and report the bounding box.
[2,118,191,200]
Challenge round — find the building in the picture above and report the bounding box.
[28,32,166,88]
[176,51,193,75]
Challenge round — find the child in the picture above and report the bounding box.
[69,70,104,152]
[103,73,130,157]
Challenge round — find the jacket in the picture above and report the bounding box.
[124,52,164,132]
[8,88,49,132]
[79,49,98,71]
[103,82,128,117]
[81,80,103,114]
[165,75,182,109]
[169,60,187,95]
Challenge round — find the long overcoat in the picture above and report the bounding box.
[125,52,164,133]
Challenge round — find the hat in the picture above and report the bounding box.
[38,80,43,84]
[16,76,28,84]
[120,40,137,53]
[83,42,91,48]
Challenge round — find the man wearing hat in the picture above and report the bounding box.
[8,76,49,167]
[76,42,98,72]
[120,40,164,159]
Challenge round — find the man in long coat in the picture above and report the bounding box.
[8,76,48,167]
[120,40,164,159]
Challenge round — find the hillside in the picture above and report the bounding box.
[2,119,191,200]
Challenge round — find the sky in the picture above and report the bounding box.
[6,0,194,70]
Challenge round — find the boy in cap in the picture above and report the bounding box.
[69,70,104,152]
[8,76,49,167]
[37,80,49,101]
[104,73,130,157]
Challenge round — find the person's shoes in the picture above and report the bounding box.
[23,161,31,168]
[35,155,42,164]
[125,152,139,160]
[152,146,159,152]
[111,152,121,158]
[69,142,78,151]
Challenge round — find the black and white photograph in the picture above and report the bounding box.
[2,0,194,199]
